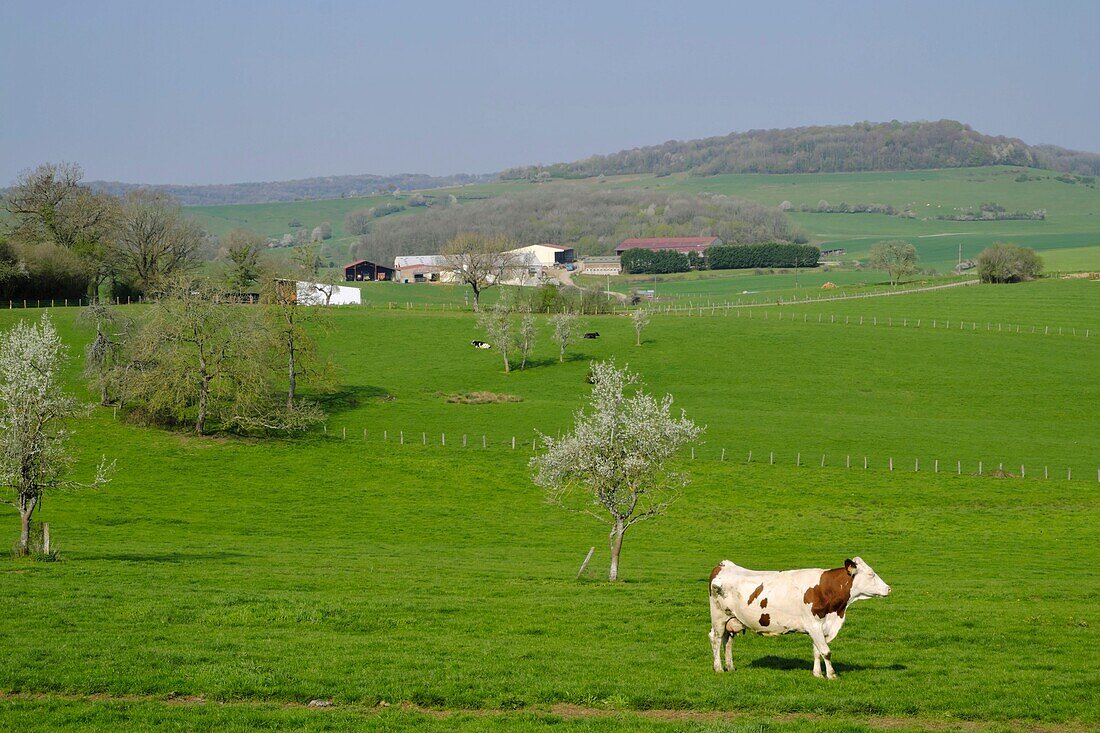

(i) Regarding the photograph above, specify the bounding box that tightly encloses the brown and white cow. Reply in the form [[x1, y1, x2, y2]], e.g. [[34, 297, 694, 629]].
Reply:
[[708, 557, 891, 679]]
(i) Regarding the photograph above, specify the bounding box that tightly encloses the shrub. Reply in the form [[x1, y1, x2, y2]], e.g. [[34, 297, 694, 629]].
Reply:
[[976, 244, 1043, 283]]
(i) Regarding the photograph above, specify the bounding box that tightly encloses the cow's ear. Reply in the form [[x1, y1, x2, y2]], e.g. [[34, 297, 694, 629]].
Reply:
[[844, 558, 857, 575]]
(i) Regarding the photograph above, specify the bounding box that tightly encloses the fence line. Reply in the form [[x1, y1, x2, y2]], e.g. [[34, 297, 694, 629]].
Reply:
[[321, 424, 1099, 483], [653, 305, 1093, 340]]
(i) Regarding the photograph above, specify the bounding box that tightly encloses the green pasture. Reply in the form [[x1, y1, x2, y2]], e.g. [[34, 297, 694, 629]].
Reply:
[[0, 279, 1097, 731]]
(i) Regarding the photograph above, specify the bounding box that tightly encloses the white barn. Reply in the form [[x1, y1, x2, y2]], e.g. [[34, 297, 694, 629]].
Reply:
[[508, 243, 575, 267]]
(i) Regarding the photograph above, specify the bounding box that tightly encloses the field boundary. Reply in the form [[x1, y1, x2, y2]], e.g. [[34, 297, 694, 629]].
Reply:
[[310, 424, 1100, 485], [0, 692, 1089, 732]]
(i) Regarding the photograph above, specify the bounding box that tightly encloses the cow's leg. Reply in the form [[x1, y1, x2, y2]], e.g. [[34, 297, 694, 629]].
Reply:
[[808, 626, 833, 679], [708, 628, 724, 672], [723, 629, 734, 671]]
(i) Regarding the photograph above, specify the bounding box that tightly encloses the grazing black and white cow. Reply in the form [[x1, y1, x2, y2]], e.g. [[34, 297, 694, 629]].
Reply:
[[582, 332, 600, 339], [471, 340, 492, 349], [708, 557, 891, 679]]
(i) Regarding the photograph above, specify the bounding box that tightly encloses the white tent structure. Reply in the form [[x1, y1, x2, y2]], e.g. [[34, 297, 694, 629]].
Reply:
[[296, 281, 361, 306]]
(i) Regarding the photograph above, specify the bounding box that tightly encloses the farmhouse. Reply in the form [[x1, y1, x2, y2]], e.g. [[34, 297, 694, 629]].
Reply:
[[616, 236, 722, 255], [582, 256, 622, 275], [508, 243, 575, 267], [344, 259, 395, 282]]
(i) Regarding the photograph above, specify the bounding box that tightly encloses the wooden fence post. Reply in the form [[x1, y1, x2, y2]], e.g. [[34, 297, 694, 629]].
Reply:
[[720, 448, 725, 461], [796, 452, 800, 466], [422, 432, 426, 445], [769, 451, 774, 465], [821, 454, 826, 467], [483, 435, 487, 448], [384, 430, 388, 441], [441, 433, 446, 446], [43, 523, 50, 554], [934, 459, 939, 473], [864, 456, 868, 469], [846, 455, 850, 469], [957, 460, 961, 475], [400, 431, 404, 444], [512, 436, 516, 449], [577, 546, 596, 579], [463, 434, 468, 447], [747, 450, 752, 463]]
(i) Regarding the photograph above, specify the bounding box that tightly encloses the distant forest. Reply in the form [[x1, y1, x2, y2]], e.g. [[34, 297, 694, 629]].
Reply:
[[501, 120, 1100, 179], [351, 187, 801, 264], [87, 172, 495, 206]]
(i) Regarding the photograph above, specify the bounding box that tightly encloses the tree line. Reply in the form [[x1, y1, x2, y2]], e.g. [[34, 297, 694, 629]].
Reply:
[[501, 120, 1100, 179], [622, 244, 821, 274], [352, 187, 803, 265]]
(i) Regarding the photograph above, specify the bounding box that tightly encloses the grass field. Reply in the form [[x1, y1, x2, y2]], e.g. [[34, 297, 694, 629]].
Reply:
[[184, 166, 1100, 275], [0, 279, 1097, 731]]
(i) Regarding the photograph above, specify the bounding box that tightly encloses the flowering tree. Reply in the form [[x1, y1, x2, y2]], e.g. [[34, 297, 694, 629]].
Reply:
[[550, 311, 577, 363], [531, 360, 701, 580], [0, 314, 112, 555], [631, 309, 650, 346]]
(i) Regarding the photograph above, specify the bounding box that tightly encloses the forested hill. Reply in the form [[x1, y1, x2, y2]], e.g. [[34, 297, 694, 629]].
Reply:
[[501, 120, 1100, 179], [87, 172, 495, 206]]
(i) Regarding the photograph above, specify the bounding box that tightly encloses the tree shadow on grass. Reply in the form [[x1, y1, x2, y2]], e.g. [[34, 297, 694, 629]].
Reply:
[[516, 353, 593, 371], [78, 551, 249, 563], [311, 385, 393, 415], [748, 655, 906, 673]]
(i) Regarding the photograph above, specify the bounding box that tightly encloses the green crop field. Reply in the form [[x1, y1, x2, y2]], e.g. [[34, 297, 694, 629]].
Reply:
[[184, 167, 1100, 275], [1, 279, 1098, 731]]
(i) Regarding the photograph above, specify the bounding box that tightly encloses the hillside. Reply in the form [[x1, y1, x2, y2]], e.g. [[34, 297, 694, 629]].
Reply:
[[350, 186, 801, 264], [501, 120, 1100, 179], [87, 171, 495, 206]]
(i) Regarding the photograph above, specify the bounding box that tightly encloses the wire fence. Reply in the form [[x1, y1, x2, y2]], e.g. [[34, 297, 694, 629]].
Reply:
[[316, 424, 1100, 484], [655, 305, 1095, 339]]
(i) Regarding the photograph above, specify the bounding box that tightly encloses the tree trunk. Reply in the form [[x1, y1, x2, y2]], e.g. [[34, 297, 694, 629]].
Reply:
[[472, 286, 481, 312], [608, 519, 626, 581], [17, 495, 37, 557], [287, 331, 297, 408]]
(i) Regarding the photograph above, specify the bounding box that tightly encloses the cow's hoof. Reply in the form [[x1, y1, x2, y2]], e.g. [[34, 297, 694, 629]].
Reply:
[[813, 670, 824, 679], [826, 673, 838, 680]]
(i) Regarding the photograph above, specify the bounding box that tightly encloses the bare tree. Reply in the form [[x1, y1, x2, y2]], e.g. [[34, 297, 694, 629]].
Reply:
[[631, 309, 651, 346], [263, 277, 334, 409], [478, 303, 515, 373], [531, 360, 701, 581], [113, 190, 204, 294], [550, 311, 577, 363], [0, 314, 112, 555], [441, 232, 519, 311], [868, 240, 919, 286]]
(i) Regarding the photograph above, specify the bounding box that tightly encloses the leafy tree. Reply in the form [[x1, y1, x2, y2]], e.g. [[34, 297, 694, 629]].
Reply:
[[531, 361, 701, 581], [221, 229, 266, 294], [976, 243, 1043, 283], [0, 314, 112, 555], [442, 232, 520, 311], [116, 277, 322, 435], [550, 311, 577, 363], [263, 277, 335, 409], [79, 302, 130, 406], [869, 240, 919, 285]]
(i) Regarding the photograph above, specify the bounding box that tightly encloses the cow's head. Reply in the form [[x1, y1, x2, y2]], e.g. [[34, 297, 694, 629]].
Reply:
[[845, 557, 891, 599]]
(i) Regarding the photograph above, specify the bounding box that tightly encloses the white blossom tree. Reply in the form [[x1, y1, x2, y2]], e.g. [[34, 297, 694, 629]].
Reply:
[[0, 314, 112, 555], [478, 302, 515, 373], [518, 311, 536, 369], [550, 311, 577, 363], [531, 360, 701, 581], [631, 309, 650, 346]]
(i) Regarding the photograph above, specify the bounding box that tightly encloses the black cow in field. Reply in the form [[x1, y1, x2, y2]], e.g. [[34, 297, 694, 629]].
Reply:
[[583, 332, 600, 339], [471, 340, 492, 349]]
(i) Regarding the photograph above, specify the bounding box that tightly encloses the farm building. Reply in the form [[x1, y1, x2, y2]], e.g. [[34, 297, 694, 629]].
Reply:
[[344, 259, 395, 282], [274, 279, 362, 305], [616, 236, 722, 255], [508, 243, 575, 266], [394, 255, 453, 283], [582, 256, 622, 275]]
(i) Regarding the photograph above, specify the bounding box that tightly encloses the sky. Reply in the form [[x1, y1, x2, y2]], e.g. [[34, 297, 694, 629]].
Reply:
[[2, 0, 1098, 185]]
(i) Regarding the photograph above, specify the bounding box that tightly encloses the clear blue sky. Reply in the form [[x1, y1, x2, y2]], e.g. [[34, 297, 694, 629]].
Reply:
[[2, 0, 1097, 185]]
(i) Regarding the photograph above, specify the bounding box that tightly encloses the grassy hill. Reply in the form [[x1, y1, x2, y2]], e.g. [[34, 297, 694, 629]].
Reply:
[[0, 278, 1097, 730], [185, 166, 1100, 274]]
